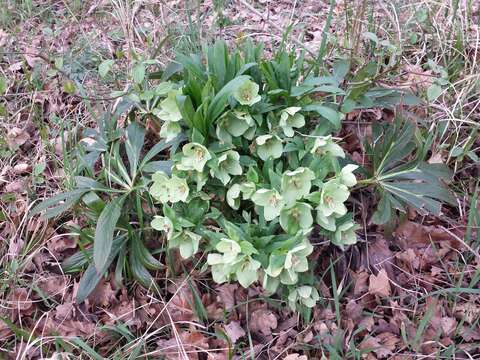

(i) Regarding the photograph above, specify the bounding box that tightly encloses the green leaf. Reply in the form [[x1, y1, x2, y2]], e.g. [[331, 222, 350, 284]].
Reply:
[[98, 59, 114, 78], [132, 63, 146, 84], [93, 196, 126, 272], [427, 84, 442, 101], [76, 236, 126, 303], [29, 189, 87, 219], [125, 122, 145, 177], [0, 76, 7, 94], [303, 104, 342, 129]]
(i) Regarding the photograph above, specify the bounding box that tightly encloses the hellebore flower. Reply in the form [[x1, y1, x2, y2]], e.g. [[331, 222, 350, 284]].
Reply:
[[265, 239, 313, 285], [279, 107, 305, 137], [177, 142, 212, 173], [311, 135, 345, 158], [211, 150, 243, 185], [316, 211, 337, 232], [288, 285, 320, 310], [234, 256, 261, 288], [339, 164, 358, 187], [255, 135, 283, 161], [159, 120, 182, 142], [169, 230, 201, 259], [280, 202, 313, 234], [332, 221, 359, 249], [227, 182, 256, 210], [281, 167, 316, 206], [150, 172, 189, 204], [316, 180, 349, 218], [252, 188, 284, 221], [233, 79, 261, 106], [154, 89, 182, 122], [216, 110, 255, 143], [151, 215, 174, 240]]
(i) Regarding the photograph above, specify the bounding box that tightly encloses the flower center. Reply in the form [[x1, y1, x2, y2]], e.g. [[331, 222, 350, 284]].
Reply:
[[194, 148, 204, 161], [269, 195, 279, 206], [241, 90, 252, 102], [325, 196, 334, 205]]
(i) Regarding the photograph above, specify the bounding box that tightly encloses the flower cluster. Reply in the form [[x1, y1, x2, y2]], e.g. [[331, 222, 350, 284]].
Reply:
[[149, 75, 358, 311]]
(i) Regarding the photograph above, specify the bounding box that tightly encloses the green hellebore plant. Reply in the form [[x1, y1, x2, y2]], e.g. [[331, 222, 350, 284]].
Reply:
[[252, 188, 284, 221], [211, 150, 243, 185], [170, 230, 202, 259], [255, 135, 283, 161], [233, 256, 261, 288], [339, 164, 358, 187], [280, 202, 313, 234], [288, 285, 320, 310], [311, 135, 345, 158], [316, 180, 349, 218], [233, 79, 261, 106], [281, 167, 315, 206], [176, 142, 212, 173], [150, 172, 189, 204], [151, 215, 174, 240], [332, 221, 359, 249], [279, 107, 305, 137]]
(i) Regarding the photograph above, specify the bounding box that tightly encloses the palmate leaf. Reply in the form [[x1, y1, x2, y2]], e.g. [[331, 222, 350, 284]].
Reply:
[[367, 118, 456, 224]]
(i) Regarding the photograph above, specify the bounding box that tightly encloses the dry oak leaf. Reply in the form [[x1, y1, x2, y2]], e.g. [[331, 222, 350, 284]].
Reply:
[[249, 309, 278, 336], [368, 269, 391, 298], [157, 330, 209, 360], [224, 321, 245, 344], [7, 127, 30, 149]]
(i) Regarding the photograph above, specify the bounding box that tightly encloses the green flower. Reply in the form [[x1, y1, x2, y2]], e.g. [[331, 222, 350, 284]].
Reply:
[[281, 167, 316, 206], [255, 135, 283, 161], [339, 164, 358, 187], [234, 256, 261, 288], [159, 120, 182, 142], [177, 143, 212, 173], [316, 211, 337, 231], [262, 273, 280, 294], [316, 180, 349, 218], [154, 89, 182, 122], [233, 79, 261, 106], [211, 150, 242, 185], [207, 238, 260, 287], [215, 238, 242, 263], [217, 111, 255, 143], [265, 240, 313, 285], [279, 107, 305, 137], [169, 230, 201, 259], [332, 221, 359, 249], [288, 285, 320, 310], [311, 135, 345, 158], [227, 182, 256, 210], [150, 172, 189, 204], [227, 183, 241, 209], [252, 188, 284, 221], [280, 202, 313, 234], [151, 215, 174, 240]]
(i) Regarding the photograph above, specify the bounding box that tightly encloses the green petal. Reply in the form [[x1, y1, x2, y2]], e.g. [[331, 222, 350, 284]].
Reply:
[[227, 183, 241, 209], [339, 164, 358, 187], [160, 120, 182, 142], [280, 202, 313, 234], [177, 143, 212, 172], [255, 135, 283, 161], [281, 167, 315, 206], [151, 216, 174, 240]]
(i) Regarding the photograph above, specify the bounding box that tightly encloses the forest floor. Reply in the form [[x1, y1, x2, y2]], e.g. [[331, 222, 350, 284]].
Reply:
[[0, 0, 479, 359]]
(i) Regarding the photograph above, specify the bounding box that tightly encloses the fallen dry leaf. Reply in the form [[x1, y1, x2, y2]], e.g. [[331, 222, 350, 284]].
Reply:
[[368, 269, 391, 298], [5, 180, 26, 193], [13, 163, 31, 174], [157, 330, 209, 360], [7, 127, 30, 149], [249, 309, 277, 336], [224, 321, 245, 344], [284, 354, 308, 360]]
